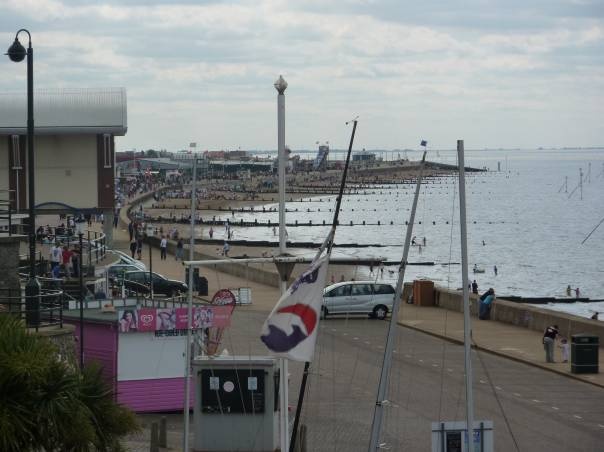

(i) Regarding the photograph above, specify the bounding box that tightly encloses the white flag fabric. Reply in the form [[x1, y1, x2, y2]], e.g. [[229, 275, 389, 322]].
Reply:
[[260, 254, 329, 362]]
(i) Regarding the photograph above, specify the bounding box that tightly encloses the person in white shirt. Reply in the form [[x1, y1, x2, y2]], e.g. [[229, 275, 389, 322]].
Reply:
[[50, 243, 62, 272], [558, 338, 570, 363], [160, 236, 168, 260]]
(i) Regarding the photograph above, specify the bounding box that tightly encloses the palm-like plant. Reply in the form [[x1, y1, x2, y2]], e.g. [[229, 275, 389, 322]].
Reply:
[[0, 315, 138, 451]]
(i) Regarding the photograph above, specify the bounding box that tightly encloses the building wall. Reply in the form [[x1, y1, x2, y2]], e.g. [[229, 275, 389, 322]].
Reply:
[[35, 135, 99, 208], [66, 319, 118, 386], [117, 332, 187, 380], [0, 134, 117, 211], [117, 331, 193, 412], [117, 377, 194, 412]]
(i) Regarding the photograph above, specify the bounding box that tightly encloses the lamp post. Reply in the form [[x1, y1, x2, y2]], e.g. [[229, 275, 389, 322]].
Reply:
[[79, 233, 84, 371], [274, 74, 289, 452], [7, 29, 40, 326]]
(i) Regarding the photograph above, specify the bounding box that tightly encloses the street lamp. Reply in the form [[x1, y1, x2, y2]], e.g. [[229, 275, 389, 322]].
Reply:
[[7, 29, 40, 326], [274, 74, 290, 452]]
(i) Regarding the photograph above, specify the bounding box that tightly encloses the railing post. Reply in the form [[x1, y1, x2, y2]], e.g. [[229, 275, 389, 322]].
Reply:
[[87, 230, 92, 272], [8, 201, 12, 236]]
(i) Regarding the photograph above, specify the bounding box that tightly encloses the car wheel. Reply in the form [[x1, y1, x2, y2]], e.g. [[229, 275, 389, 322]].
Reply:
[[320, 306, 328, 320], [167, 289, 175, 298], [373, 305, 388, 320]]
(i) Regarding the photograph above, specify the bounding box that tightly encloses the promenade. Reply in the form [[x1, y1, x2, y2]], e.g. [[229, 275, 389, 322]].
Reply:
[[109, 191, 603, 450], [109, 190, 604, 386]]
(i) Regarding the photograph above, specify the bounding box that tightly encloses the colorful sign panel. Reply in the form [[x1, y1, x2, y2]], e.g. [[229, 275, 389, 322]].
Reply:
[[118, 305, 232, 334], [206, 289, 238, 356]]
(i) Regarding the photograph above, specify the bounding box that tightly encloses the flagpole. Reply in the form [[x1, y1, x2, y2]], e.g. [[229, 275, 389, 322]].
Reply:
[[368, 151, 426, 451], [182, 151, 197, 452], [289, 118, 358, 452]]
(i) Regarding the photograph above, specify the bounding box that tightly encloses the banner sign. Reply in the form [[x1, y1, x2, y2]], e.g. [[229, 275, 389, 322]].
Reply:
[[205, 289, 237, 355], [118, 305, 232, 334]]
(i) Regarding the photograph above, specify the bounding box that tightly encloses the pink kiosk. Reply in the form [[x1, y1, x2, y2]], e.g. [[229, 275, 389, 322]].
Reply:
[[64, 302, 232, 412]]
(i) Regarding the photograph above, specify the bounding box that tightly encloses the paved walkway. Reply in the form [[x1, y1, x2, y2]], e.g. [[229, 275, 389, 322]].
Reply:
[[398, 303, 604, 388]]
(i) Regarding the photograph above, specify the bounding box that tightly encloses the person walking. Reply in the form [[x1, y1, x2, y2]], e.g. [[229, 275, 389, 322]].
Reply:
[[128, 221, 134, 242], [493, 265, 498, 276], [50, 242, 62, 272], [575, 287, 581, 298], [543, 324, 559, 363], [71, 246, 80, 278], [129, 239, 137, 259], [471, 280, 479, 294], [176, 238, 184, 261], [62, 246, 73, 277], [566, 285, 572, 297], [223, 241, 230, 257], [136, 235, 143, 260], [160, 235, 167, 260]]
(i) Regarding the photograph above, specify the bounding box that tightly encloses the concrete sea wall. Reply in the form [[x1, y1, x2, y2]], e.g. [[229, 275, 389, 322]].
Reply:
[[433, 285, 604, 346]]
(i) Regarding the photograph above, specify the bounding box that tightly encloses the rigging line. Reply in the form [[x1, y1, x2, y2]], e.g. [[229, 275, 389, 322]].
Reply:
[[471, 338, 521, 452], [369, 154, 427, 451], [439, 152, 458, 422], [567, 184, 580, 199], [290, 119, 359, 452], [581, 216, 604, 244], [332, 318, 337, 452]]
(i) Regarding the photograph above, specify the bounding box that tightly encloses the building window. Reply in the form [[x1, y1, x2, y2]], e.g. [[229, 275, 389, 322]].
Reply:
[[103, 134, 112, 168], [11, 135, 21, 169]]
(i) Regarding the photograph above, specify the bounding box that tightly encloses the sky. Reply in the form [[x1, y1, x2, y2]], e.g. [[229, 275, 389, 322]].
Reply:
[[1, 0, 603, 151]]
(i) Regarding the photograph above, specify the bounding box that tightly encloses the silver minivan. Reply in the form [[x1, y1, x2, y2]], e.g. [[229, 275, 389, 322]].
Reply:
[[322, 281, 396, 320]]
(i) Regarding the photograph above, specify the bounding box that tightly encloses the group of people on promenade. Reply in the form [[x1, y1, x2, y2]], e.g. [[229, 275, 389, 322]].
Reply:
[[48, 241, 82, 279], [128, 219, 185, 261]]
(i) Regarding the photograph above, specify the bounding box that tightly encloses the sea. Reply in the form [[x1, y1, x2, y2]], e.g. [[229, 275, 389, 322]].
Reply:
[[221, 148, 604, 319]]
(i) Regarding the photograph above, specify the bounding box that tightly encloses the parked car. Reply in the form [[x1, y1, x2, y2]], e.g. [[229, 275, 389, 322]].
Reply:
[[107, 263, 145, 283], [113, 250, 146, 270], [322, 281, 396, 320], [122, 271, 188, 297]]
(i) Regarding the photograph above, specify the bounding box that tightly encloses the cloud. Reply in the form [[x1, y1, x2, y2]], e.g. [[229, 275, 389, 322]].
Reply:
[[0, 0, 603, 149]]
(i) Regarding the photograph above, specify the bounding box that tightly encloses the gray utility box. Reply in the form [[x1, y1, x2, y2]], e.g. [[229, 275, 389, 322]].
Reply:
[[193, 356, 279, 452], [431, 421, 494, 452], [571, 334, 599, 374]]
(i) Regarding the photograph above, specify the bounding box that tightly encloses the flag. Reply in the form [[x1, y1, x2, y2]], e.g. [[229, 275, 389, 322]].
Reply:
[[260, 254, 329, 361], [420, 140, 427, 147]]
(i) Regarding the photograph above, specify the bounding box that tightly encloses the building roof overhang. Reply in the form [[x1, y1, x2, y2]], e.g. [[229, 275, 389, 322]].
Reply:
[[0, 88, 127, 136]]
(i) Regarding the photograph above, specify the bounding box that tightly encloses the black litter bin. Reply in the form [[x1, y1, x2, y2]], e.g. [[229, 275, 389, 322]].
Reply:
[[571, 334, 599, 374], [198, 277, 208, 296]]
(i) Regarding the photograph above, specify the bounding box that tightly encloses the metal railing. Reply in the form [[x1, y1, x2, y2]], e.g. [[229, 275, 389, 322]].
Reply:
[[0, 287, 64, 331], [18, 228, 108, 279]]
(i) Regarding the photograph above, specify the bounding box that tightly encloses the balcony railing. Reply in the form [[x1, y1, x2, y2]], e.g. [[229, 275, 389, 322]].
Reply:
[[0, 287, 64, 331]]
